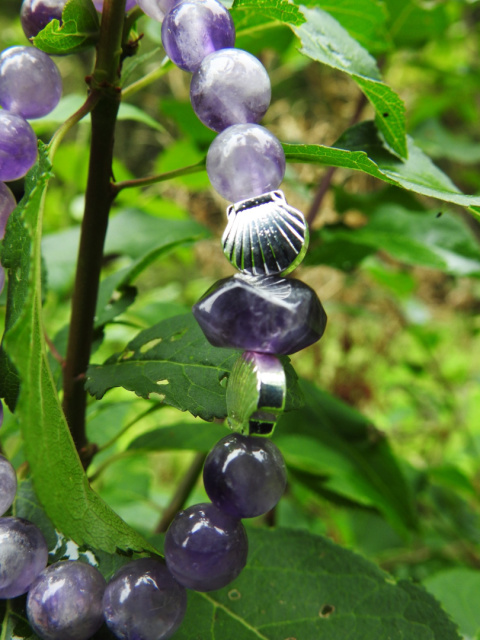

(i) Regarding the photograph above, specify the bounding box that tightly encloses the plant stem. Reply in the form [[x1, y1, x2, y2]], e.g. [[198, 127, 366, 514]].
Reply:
[[47, 91, 100, 160], [122, 56, 172, 99], [112, 159, 206, 194], [155, 452, 207, 533], [62, 0, 126, 459]]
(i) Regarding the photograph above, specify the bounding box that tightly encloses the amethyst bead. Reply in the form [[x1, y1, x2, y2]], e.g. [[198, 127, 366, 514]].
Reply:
[[0, 46, 62, 119], [0, 182, 16, 239], [27, 561, 106, 640], [0, 517, 48, 599], [0, 111, 38, 181], [191, 48, 271, 132], [204, 433, 287, 518], [165, 502, 248, 591], [161, 0, 235, 72], [138, 0, 182, 22], [0, 455, 17, 516], [20, 0, 66, 40], [193, 274, 327, 355], [207, 123, 285, 202], [103, 557, 187, 640]]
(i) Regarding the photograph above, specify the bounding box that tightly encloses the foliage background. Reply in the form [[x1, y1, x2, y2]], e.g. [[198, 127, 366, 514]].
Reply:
[[0, 0, 479, 638]]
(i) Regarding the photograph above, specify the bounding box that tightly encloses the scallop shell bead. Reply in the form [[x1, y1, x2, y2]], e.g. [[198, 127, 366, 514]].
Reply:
[[223, 190, 308, 276]]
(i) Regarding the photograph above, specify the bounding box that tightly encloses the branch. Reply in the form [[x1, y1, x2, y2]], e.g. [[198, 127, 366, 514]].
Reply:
[[111, 159, 206, 195]]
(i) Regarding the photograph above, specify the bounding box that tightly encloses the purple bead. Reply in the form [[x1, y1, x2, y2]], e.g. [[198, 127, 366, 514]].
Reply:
[[93, 0, 137, 11], [191, 48, 271, 132], [0, 455, 17, 516], [103, 557, 187, 640], [204, 433, 287, 518], [138, 0, 182, 22], [207, 123, 285, 202], [161, 0, 235, 72], [165, 502, 248, 591], [20, 0, 66, 40], [0, 517, 48, 599], [0, 182, 16, 239], [0, 111, 38, 181], [0, 46, 62, 119], [27, 561, 106, 640], [193, 274, 327, 355]]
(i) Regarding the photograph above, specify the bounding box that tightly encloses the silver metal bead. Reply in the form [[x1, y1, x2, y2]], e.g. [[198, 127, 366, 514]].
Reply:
[[226, 351, 286, 436], [222, 190, 309, 276]]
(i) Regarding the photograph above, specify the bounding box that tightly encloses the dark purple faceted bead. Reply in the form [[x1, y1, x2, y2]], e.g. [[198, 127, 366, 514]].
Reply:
[[206, 123, 285, 202], [20, 0, 66, 40], [27, 561, 106, 640], [165, 502, 248, 591], [0, 182, 16, 238], [193, 274, 327, 355], [103, 557, 187, 640], [0, 111, 38, 181], [161, 0, 235, 72], [191, 48, 271, 132], [204, 433, 287, 518], [0, 455, 17, 516], [0, 517, 48, 599]]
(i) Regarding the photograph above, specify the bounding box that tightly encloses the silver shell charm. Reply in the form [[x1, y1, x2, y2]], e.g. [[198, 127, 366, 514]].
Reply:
[[222, 190, 309, 276], [227, 351, 286, 436]]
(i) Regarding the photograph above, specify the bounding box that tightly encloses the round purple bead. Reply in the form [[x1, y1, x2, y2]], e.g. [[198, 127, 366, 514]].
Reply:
[[207, 123, 285, 202], [20, 0, 66, 40], [103, 557, 187, 640], [0, 517, 48, 599], [165, 502, 248, 591], [161, 0, 235, 72], [0, 455, 17, 516], [204, 433, 287, 518], [0, 111, 38, 181], [0, 46, 62, 119], [27, 561, 106, 640], [138, 0, 182, 22], [0, 182, 16, 239], [191, 48, 271, 132], [93, 0, 137, 11]]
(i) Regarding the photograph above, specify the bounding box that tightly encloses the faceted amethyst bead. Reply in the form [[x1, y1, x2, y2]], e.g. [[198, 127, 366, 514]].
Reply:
[[0, 111, 38, 181], [103, 557, 187, 640], [204, 433, 287, 518], [0, 182, 16, 239], [27, 561, 106, 640], [207, 123, 285, 202], [0, 517, 48, 598], [138, 0, 182, 22], [191, 48, 271, 132], [193, 274, 327, 355], [0, 46, 62, 119], [161, 0, 235, 72], [0, 455, 17, 516], [20, 0, 66, 40], [165, 502, 248, 591]]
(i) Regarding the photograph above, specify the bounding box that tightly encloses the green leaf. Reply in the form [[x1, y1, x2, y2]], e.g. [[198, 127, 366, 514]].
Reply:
[[0, 600, 40, 640], [32, 0, 100, 55], [293, 6, 406, 158], [284, 121, 480, 215], [423, 568, 480, 640], [231, 0, 306, 31], [1, 146, 155, 555], [384, 0, 450, 48], [275, 380, 418, 534], [128, 421, 229, 452], [177, 528, 461, 640]]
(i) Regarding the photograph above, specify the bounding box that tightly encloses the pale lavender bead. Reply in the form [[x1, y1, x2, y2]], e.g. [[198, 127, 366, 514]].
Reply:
[[0, 455, 17, 516], [0, 182, 16, 239], [0, 111, 38, 181], [0, 46, 62, 119], [93, 0, 137, 11], [27, 561, 106, 640], [20, 0, 66, 40], [0, 517, 48, 599], [207, 123, 285, 202], [165, 502, 248, 591], [138, 0, 182, 22], [103, 557, 187, 640], [191, 49, 271, 132], [161, 0, 235, 72]]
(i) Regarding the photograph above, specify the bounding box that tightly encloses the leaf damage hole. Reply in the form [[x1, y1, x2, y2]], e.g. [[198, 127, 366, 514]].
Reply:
[[382, 112, 389, 117], [169, 327, 188, 342], [148, 392, 165, 403], [139, 338, 163, 353], [319, 604, 335, 618], [156, 379, 169, 386], [228, 589, 241, 600], [120, 350, 135, 361]]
